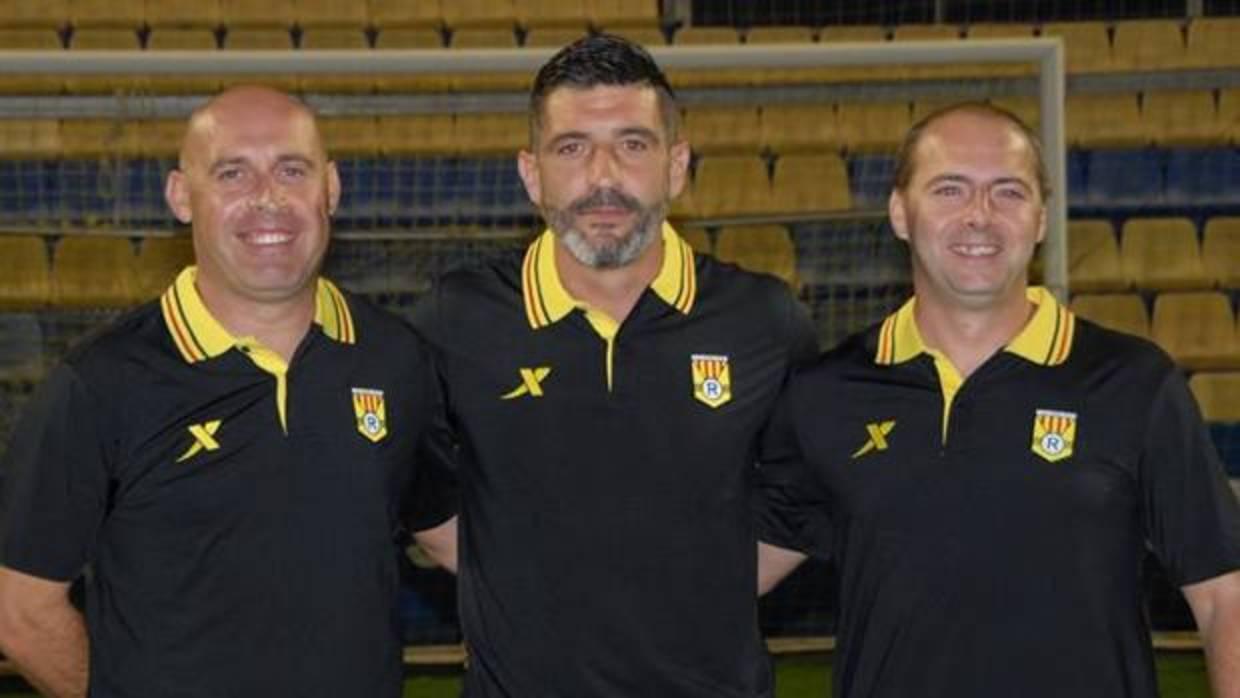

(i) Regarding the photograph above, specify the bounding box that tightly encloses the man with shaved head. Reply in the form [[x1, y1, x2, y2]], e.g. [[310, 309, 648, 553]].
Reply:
[[0, 86, 457, 697]]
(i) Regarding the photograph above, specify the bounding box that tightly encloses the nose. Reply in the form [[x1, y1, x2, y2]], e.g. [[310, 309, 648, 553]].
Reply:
[[962, 187, 993, 229], [249, 174, 287, 213], [586, 144, 620, 188]]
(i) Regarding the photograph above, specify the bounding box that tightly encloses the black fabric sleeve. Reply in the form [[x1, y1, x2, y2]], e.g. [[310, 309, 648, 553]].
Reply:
[[1140, 367, 1240, 586], [0, 363, 111, 581]]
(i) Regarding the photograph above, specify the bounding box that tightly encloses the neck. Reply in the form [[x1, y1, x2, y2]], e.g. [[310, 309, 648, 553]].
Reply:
[[197, 280, 317, 362], [913, 285, 1034, 379], [555, 236, 663, 325]]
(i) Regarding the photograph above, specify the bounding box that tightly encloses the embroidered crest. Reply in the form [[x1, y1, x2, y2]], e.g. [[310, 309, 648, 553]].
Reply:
[[1031, 408, 1076, 463], [352, 387, 388, 443], [691, 353, 732, 408]]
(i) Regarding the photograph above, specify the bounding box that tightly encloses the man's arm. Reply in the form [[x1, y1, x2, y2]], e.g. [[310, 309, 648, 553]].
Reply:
[[0, 566, 88, 698], [757, 542, 807, 596], [412, 515, 458, 574], [1183, 569, 1240, 698]]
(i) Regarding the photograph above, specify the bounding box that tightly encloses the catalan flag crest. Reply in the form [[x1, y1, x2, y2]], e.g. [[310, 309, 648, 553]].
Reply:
[[1031, 408, 1077, 463], [691, 353, 732, 408], [352, 387, 388, 443]]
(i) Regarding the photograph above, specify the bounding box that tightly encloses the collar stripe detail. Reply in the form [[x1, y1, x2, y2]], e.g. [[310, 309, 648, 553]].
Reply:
[[170, 281, 210, 361], [674, 235, 696, 314], [522, 238, 549, 328], [1049, 305, 1075, 365], [161, 286, 205, 363], [876, 314, 897, 365], [1043, 302, 1063, 365], [318, 279, 355, 344]]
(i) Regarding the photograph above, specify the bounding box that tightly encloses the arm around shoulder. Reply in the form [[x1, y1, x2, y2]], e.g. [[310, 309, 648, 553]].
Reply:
[[411, 516, 458, 574], [1184, 569, 1240, 698], [0, 565, 88, 698]]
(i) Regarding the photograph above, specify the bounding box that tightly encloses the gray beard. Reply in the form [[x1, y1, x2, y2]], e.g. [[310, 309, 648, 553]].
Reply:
[[546, 199, 666, 270]]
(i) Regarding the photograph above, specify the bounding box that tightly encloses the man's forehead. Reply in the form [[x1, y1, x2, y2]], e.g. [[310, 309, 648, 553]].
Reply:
[[541, 84, 663, 128], [915, 116, 1037, 181], [181, 105, 324, 167]]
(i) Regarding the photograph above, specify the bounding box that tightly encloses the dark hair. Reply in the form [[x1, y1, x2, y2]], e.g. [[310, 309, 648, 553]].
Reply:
[[528, 33, 680, 146], [892, 101, 1051, 201]]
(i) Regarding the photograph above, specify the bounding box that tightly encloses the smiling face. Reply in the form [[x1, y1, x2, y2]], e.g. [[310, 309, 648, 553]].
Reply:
[[889, 108, 1047, 313], [164, 86, 340, 309], [517, 83, 689, 269]]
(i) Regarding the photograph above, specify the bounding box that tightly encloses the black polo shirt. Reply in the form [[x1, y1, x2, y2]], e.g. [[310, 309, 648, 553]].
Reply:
[[413, 225, 817, 697], [0, 267, 452, 698], [758, 287, 1240, 698]]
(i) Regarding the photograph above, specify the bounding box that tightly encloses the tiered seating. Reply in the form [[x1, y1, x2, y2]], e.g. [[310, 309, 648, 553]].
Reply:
[[1069, 293, 1149, 338], [136, 235, 194, 300], [1119, 218, 1208, 291], [1142, 90, 1222, 147], [714, 224, 797, 287], [1186, 17, 1240, 69], [770, 154, 851, 214], [65, 28, 143, 94], [0, 0, 69, 27], [682, 107, 762, 155], [760, 104, 840, 154], [1039, 21, 1112, 74], [51, 236, 140, 308], [0, 119, 61, 159], [1202, 217, 1240, 288], [0, 235, 51, 310], [1150, 291, 1238, 370], [296, 0, 367, 28], [0, 313, 45, 381], [1189, 372, 1240, 422], [514, 0, 583, 28], [147, 28, 221, 94], [69, 0, 143, 28], [367, 0, 441, 28], [440, 0, 516, 30], [691, 155, 770, 218], [144, 0, 219, 28], [1068, 219, 1124, 292], [587, 0, 659, 29], [218, 0, 294, 28], [836, 102, 910, 153], [220, 27, 298, 91], [1111, 19, 1188, 71], [321, 117, 380, 157], [1066, 93, 1146, 148], [523, 27, 590, 47], [0, 30, 63, 94]]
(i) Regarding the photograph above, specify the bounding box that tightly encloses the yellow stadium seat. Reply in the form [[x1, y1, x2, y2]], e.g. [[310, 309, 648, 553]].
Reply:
[[442, 0, 515, 29], [0, 29, 64, 94], [1141, 89, 1221, 147], [0, 119, 62, 158], [910, 98, 969, 124], [218, 0, 293, 28], [0, 235, 51, 310], [1151, 291, 1239, 370], [65, 28, 142, 94], [220, 28, 297, 91], [587, 0, 659, 28], [133, 119, 184, 158], [673, 26, 741, 44], [374, 26, 443, 48], [604, 25, 666, 46], [746, 26, 814, 43], [0, 0, 68, 28], [450, 26, 519, 48], [68, 0, 142, 28], [1220, 89, 1240, 143], [669, 180, 699, 219], [836, 101, 910, 153], [1065, 93, 1146, 148], [146, 28, 220, 94], [1187, 18, 1240, 69], [667, 27, 748, 88], [760, 104, 839, 155], [1188, 372, 1240, 421], [989, 95, 1041, 130], [144, 0, 219, 28], [453, 113, 527, 155], [298, 28, 373, 93], [1039, 21, 1112, 73], [514, 0, 583, 28], [1121, 218, 1208, 291], [771, 153, 851, 214], [1070, 293, 1149, 338], [962, 23, 1038, 78], [715, 224, 798, 287], [1069, 219, 1125, 292], [1203, 217, 1240, 288], [692, 155, 771, 218], [523, 27, 589, 47], [446, 27, 525, 89], [1111, 19, 1187, 71], [369, 0, 441, 28], [376, 114, 457, 155], [61, 119, 141, 158], [320, 117, 379, 157], [136, 235, 194, 300], [295, 0, 367, 28], [681, 107, 762, 155], [890, 23, 966, 79], [52, 236, 140, 308], [679, 227, 712, 255]]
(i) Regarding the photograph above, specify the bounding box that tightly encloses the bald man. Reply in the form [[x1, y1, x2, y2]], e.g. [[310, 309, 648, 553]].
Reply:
[[0, 86, 457, 698]]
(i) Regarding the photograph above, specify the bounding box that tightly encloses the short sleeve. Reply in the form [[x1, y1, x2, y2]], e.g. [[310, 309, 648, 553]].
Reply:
[[402, 327, 459, 533], [0, 363, 112, 581], [1140, 369, 1240, 586]]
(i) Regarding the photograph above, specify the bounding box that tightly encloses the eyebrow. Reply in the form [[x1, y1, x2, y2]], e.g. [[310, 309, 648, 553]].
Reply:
[[206, 154, 317, 174], [924, 173, 1033, 190], [545, 126, 662, 149]]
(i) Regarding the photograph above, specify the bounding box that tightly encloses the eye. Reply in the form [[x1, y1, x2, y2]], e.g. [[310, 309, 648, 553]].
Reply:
[[995, 186, 1028, 200], [931, 183, 963, 197], [215, 167, 244, 182], [279, 163, 309, 180], [620, 137, 649, 153], [555, 141, 584, 157]]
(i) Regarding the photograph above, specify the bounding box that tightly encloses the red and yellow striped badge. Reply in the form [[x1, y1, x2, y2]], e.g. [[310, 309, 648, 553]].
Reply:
[[691, 353, 732, 408], [352, 387, 388, 443], [1031, 408, 1076, 462]]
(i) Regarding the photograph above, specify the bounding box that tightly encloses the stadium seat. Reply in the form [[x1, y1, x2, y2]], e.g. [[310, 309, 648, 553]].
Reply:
[[65, 28, 143, 94], [682, 107, 762, 155], [672, 26, 741, 44], [1142, 90, 1221, 147], [0, 29, 65, 94], [61, 119, 141, 158], [1188, 372, 1240, 421], [587, 0, 659, 28], [771, 154, 852, 214], [846, 154, 896, 209], [68, 0, 142, 28], [376, 114, 457, 155], [51, 235, 140, 308], [0, 119, 62, 159], [1085, 149, 1164, 206], [1039, 21, 1112, 73], [812, 25, 892, 82], [320, 117, 379, 157], [715, 224, 798, 287], [666, 27, 749, 87], [0, 235, 51, 310], [1065, 93, 1146, 148], [669, 179, 700, 219], [298, 28, 373, 93], [450, 27, 519, 48], [136, 235, 194, 300], [368, 0, 441, 28], [836, 101, 910, 153], [1111, 19, 1187, 71], [132, 119, 184, 158], [1120, 217, 1208, 291], [514, 0, 584, 28], [1186, 18, 1240, 69], [1165, 148, 1239, 207], [453, 113, 527, 155], [1068, 219, 1125, 292], [442, 0, 515, 29], [447, 28, 527, 90], [522, 27, 589, 47], [1203, 217, 1240, 288], [760, 104, 840, 155], [964, 24, 1038, 78], [295, 0, 367, 28], [891, 23, 965, 80], [374, 26, 443, 48], [218, 0, 293, 28], [1069, 293, 1149, 338], [745, 26, 814, 43], [692, 155, 771, 218], [146, 28, 221, 94], [679, 227, 711, 255], [144, 0, 220, 28], [1151, 291, 1239, 370], [220, 28, 297, 91], [1221, 89, 1240, 144], [0, 0, 68, 28], [603, 25, 666, 46], [989, 95, 1040, 130]]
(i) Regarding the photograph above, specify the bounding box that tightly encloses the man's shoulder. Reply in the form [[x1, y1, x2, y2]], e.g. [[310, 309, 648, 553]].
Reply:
[[697, 254, 795, 300], [1069, 314, 1177, 378], [60, 300, 167, 372]]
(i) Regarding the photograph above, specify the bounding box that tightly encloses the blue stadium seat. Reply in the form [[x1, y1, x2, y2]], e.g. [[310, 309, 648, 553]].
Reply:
[[790, 220, 908, 287], [1084, 149, 1165, 207], [1066, 150, 1090, 208], [0, 160, 59, 223], [1165, 148, 1240, 207], [846, 154, 896, 209]]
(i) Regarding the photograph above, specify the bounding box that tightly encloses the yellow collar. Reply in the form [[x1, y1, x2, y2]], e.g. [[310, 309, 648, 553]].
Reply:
[[875, 286, 1074, 366], [521, 222, 697, 329], [160, 266, 356, 363]]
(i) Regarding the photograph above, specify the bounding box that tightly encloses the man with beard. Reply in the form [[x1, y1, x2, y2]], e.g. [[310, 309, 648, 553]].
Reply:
[[412, 35, 817, 696], [0, 86, 456, 697], [756, 102, 1240, 697]]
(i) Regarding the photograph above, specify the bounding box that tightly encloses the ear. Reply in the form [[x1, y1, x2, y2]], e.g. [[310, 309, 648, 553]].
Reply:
[[888, 189, 909, 241], [165, 169, 193, 224], [517, 149, 542, 206], [326, 160, 342, 215], [667, 139, 690, 199], [1034, 203, 1047, 244]]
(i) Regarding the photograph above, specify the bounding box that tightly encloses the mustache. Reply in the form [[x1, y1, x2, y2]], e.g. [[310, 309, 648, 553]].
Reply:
[[568, 188, 641, 214]]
